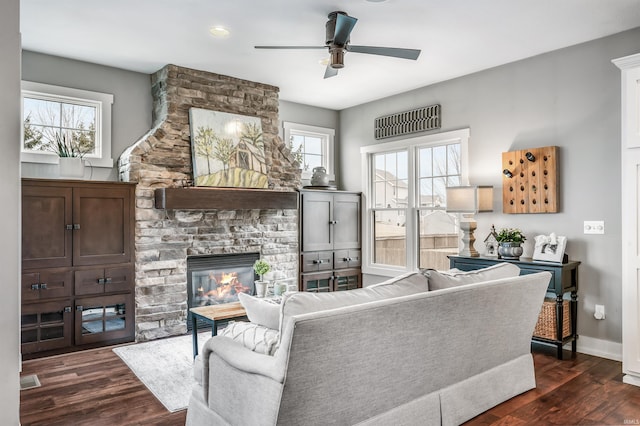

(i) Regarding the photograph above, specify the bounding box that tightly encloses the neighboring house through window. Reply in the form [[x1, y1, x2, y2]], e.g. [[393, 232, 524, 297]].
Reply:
[[283, 122, 335, 181], [21, 81, 114, 168], [361, 128, 469, 277]]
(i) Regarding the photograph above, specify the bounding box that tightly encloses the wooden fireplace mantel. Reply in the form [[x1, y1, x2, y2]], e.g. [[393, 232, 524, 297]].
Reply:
[[154, 187, 299, 210]]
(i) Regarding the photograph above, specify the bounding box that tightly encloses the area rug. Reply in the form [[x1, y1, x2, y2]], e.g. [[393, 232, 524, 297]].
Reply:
[[113, 332, 210, 412]]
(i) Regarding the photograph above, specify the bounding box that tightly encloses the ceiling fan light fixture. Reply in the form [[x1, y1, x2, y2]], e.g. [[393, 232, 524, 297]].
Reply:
[[330, 48, 345, 69], [209, 26, 230, 38]]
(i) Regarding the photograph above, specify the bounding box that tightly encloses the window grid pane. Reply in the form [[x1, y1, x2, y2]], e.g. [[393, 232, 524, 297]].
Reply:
[[373, 209, 406, 267], [23, 95, 98, 156], [369, 141, 462, 271], [290, 131, 327, 173]]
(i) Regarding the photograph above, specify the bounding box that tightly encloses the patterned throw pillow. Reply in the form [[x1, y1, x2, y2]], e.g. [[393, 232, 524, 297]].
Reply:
[[219, 321, 279, 356]]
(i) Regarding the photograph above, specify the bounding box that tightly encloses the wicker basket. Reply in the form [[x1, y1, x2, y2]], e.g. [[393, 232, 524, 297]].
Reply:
[[533, 299, 570, 340]]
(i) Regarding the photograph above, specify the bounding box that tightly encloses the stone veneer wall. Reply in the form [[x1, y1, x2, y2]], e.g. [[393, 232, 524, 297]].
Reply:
[[118, 64, 301, 341]]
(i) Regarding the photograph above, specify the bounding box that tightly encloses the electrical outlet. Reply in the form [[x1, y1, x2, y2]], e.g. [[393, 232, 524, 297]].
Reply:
[[584, 221, 605, 234], [594, 304, 605, 320]]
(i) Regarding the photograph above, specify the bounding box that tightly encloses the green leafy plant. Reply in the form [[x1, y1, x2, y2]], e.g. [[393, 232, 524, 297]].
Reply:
[[253, 259, 271, 280], [496, 228, 526, 243], [49, 132, 84, 158]]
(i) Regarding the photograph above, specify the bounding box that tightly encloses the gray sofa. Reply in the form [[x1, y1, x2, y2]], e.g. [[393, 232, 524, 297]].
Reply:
[[186, 266, 550, 425]]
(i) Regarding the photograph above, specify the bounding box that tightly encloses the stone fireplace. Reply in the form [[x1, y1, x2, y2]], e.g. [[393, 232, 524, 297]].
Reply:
[[118, 64, 301, 341]]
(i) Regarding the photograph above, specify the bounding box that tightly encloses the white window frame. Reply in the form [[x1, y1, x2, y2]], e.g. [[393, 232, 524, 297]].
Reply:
[[360, 128, 470, 278], [283, 122, 335, 181], [21, 81, 114, 168]]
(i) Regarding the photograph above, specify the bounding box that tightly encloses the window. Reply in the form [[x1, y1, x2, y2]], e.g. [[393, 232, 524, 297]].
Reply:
[[21, 81, 114, 168], [283, 122, 335, 181], [361, 129, 469, 277]]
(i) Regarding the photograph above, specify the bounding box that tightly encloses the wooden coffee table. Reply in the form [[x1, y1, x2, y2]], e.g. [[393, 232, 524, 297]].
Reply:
[[190, 302, 247, 358]]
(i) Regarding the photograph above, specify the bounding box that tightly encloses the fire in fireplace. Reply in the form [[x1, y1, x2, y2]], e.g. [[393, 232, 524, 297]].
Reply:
[[186, 252, 259, 329]]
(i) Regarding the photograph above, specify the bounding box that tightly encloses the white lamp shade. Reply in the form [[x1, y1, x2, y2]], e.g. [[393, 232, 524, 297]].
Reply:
[[446, 186, 493, 213]]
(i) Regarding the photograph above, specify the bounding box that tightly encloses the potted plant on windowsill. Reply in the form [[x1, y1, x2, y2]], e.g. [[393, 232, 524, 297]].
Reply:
[[496, 228, 526, 260], [50, 133, 85, 178], [253, 259, 271, 298]]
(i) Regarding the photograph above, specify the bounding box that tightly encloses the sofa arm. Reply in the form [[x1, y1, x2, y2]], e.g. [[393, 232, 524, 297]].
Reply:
[[199, 336, 286, 424], [201, 335, 285, 389]]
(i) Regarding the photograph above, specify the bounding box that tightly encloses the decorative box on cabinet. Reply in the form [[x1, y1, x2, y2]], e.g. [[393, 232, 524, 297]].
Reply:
[[21, 179, 136, 358], [448, 255, 580, 360], [299, 190, 362, 293]]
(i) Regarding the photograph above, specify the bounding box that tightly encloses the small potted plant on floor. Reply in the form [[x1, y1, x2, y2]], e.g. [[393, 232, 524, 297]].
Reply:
[[253, 259, 271, 298], [496, 228, 526, 260]]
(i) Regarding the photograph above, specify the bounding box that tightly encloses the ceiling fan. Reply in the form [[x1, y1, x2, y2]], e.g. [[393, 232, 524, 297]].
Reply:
[[255, 11, 421, 79]]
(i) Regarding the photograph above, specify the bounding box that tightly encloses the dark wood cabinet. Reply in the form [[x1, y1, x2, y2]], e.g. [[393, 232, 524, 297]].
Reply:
[[299, 190, 362, 292], [21, 179, 136, 358], [22, 186, 73, 269]]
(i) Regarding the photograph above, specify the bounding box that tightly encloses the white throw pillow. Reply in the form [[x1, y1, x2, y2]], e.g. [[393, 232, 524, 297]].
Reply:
[[425, 263, 521, 291], [237, 292, 280, 330], [219, 321, 279, 356]]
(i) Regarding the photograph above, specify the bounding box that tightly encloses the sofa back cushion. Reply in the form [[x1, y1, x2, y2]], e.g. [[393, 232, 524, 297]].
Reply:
[[425, 262, 520, 291], [279, 272, 429, 335]]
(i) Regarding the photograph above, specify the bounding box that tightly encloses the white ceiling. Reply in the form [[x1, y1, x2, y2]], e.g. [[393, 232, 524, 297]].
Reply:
[[20, 0, 640, 110]]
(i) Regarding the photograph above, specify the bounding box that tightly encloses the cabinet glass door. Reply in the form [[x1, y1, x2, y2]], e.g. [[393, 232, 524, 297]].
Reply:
[[75, 293, 133, 345], [21, 300, 72, 354]]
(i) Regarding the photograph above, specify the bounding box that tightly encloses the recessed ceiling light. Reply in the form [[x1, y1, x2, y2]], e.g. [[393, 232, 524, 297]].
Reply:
[[209, 26, 230, 38], [365, 0, 389, 2]]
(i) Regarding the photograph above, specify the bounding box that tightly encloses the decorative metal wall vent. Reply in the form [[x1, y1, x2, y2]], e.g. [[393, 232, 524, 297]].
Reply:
[[374, 104, 441, 140]]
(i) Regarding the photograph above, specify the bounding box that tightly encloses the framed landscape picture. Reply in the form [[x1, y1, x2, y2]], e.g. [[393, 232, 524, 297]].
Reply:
[[188, 108, 267, 188]]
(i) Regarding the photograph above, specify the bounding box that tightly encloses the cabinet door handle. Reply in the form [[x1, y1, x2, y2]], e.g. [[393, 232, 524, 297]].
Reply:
[[76, 305, 83, 311], [97, 278, 105, 284], [65, 224, 73, 230], [105, 277, 112, 284], [31, 284, 40, 291], [73, 224, 81, 230], [40, 283, 47, 290], [343, 257, 349, 262], [64, 307, 72, 313], [329, 220, 338, 225]]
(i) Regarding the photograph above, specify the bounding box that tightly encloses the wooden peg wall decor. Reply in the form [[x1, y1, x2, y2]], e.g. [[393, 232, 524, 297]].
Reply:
[[502, 146, 559, 214]]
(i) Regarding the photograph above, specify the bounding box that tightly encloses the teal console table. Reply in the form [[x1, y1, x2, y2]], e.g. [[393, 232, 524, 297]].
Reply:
[[448, 255, 580, 359]]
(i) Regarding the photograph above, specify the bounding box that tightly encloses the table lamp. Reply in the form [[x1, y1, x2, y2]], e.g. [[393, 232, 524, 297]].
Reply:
[[445, 186, 493, 257]]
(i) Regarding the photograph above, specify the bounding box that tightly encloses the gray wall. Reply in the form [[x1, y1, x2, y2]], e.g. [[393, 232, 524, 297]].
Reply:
[[339, 27, 640, 349], [1, 0, 22, 422], [20, 54, 339, 182], [21, 51, 153, 181]]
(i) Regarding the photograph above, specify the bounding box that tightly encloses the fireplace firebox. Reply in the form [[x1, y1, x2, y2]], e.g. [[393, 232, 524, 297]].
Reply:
[[186, 253, 259, 330]]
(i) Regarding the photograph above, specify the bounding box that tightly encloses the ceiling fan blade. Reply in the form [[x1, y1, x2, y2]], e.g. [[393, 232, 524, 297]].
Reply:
[[324, 66, 338, 79], [347, 45, 421, 60], [255, 46, 327, 50], [333, 13, 358, 46]]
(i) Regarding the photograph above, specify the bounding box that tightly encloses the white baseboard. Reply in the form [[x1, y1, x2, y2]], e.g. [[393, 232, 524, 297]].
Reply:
[[623, 374, 640, 387], [563, 335, 622, 361]]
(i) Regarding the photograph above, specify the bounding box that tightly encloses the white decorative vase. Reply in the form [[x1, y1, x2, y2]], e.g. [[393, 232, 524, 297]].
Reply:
[[310, 166, 330, 186], [254, 280, 268, 298], [498, 242, 523, 260], [59, 157, 84, 179]]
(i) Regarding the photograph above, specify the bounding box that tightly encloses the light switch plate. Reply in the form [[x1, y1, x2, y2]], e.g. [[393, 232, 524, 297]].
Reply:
[[584, 220, 605, 234]]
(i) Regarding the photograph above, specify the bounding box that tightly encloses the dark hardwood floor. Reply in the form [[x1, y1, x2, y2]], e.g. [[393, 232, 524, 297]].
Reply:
[[20, 345, 640, 425]]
